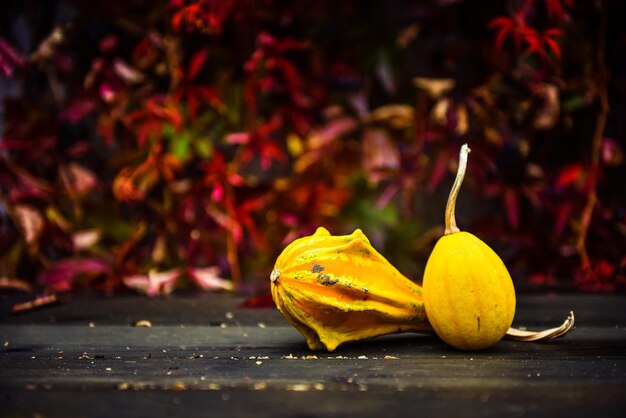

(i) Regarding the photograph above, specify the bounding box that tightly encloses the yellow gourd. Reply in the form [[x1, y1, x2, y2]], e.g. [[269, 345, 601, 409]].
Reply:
[[422, 144, 516, 350], [270, 227, 431, 351]]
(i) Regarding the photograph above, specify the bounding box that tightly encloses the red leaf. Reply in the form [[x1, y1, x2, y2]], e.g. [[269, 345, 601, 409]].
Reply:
[[544, 28, 562, 37], [225, 132, 250, 144], [170, 2, 232, 34], [186, 92, 199, 121], [522, 27, 547, 58], [188, 49, 209, 80], [124, 99, 183, 145], [194, 86, 222, 108], [233, 195, 270, 248], [427, 149, 450, 192], [171, 11, 183, 32], [211, 183, 224, 202], [227, 173, 245, 186], [202, 151, 244, 203], [133, 35, 161, 69], [545, 0, 571, 21], [529, 273, 557, 286], [113, 162, 159, 202], [256, 31, 276, 48], [503, 188, 519, 228], [239, 293, 275, 308], [488, 16, 513, 29], [0, 139, 31, 151], [544, 37, 561, 58], [489, 17, 514, 50], [555, 164, 584, 189], [8, 164, 54, 201], [576, 259, 616, 292], [272, 57, 309, 106], [553, 202, 572, 235], [171, 4, 204, 32], [99, 35, 118, 53]]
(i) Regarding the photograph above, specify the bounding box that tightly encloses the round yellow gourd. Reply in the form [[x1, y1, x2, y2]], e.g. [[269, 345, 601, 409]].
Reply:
[[422, 144, 516, 350]]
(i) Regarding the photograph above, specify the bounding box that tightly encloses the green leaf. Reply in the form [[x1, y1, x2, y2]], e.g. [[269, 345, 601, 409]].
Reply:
[[194, 137, 213, 158], [171, 132, 191, 160], [562, 96, 587, 113]]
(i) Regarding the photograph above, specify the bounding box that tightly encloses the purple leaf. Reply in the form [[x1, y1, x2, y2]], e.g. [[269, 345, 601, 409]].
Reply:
[[0, 37, 26, 77], [123, 268, 182, 297], [39, 258, 113, 292], [59, 163, 99, 197], [59, 100, 97, 123]]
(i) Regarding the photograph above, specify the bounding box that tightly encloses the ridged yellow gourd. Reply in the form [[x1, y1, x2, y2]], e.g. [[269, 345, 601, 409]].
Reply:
[[270, 227, 431, 351]]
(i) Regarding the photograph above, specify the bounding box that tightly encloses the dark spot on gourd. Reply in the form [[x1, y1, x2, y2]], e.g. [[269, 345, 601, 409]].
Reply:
[[317, 274, 338, 286], [311, 263, 325, 273], [477, 315, 481, 332], [311, 263, 338, 285]]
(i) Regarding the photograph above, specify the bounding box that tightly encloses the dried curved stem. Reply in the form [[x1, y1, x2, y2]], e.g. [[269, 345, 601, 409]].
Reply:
[[505, 311, 575, 342], [444, 144, 470, 235]]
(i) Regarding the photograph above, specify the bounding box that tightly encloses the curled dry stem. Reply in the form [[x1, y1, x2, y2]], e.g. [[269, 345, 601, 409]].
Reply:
[[504, 311, 575, 342], [444, 143, 470, 235]]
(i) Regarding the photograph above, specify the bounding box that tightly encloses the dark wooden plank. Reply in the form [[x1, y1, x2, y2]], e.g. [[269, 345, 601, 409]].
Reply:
[[1, 294, 626, 417], [2, 293, 624, 326], [3, 386, 626, 418]]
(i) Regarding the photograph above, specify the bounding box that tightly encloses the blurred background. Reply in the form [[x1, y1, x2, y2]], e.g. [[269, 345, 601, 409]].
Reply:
[[0, 0, 624, 302]]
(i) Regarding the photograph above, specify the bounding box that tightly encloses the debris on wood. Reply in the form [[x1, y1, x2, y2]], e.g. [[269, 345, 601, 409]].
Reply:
[[11, 294, 60, 313]]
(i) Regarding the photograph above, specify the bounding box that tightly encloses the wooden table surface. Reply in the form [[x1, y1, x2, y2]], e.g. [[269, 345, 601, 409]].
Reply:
[[1, 293, 625, 417]]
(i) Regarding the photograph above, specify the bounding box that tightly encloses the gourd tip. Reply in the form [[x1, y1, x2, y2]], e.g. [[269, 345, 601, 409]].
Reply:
[[314, 227, 331, 237], [270, 269, 281, 283]]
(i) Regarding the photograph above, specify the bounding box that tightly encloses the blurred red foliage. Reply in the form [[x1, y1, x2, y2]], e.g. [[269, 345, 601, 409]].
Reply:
[[0, 0, 624, 301]]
